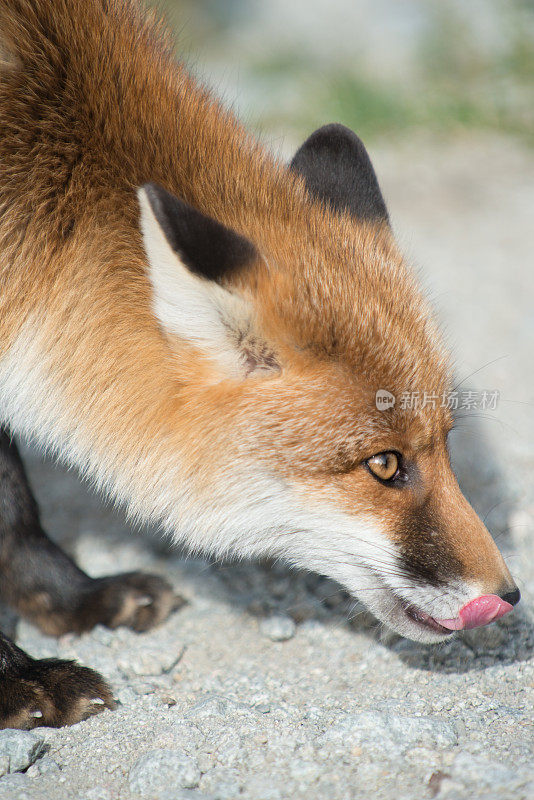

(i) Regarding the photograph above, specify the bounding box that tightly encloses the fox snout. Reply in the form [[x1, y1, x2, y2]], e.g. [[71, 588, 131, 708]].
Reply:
[[437, 591, 520, 631], [369, 459, 521, 643]]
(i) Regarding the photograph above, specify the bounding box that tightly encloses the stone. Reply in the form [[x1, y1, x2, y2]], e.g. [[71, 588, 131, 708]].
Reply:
[[129, 750, 201, 797], [118, 646, 183, 676], [26, 756, 61, 777], [450, 752, 530, 792], [199, 767, 243, 800], [259, 615, 296, 641], [0, 731, 47, 776], [320, 711, 458, 756]]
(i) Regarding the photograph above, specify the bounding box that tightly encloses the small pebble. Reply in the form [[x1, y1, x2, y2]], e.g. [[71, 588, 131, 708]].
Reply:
[[129, 750, 201, 797], [260, 615, 296, 641], [118, 646, 183, 676], [26, 756, 61, 777]]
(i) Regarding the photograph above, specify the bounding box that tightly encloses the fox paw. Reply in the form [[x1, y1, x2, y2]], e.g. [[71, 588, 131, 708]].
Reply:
[[79, 572, 185, 633], [0, 658, 115, 730]]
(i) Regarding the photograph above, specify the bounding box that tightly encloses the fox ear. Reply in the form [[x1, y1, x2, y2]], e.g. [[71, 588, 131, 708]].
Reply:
[[290, 123, 389, 224], [138, 183, 277, 378]]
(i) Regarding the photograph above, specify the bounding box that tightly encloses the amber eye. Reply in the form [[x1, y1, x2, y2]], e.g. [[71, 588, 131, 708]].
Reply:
[[366, 451, 400, 482]]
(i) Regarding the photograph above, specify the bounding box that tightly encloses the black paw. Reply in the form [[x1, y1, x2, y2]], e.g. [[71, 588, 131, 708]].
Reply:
[[0, 657, 115, 730], [77, 572, 185, 633]]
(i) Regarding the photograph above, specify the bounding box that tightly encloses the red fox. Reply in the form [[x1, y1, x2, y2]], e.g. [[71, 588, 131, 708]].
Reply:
[[0, 0, 519, 728]]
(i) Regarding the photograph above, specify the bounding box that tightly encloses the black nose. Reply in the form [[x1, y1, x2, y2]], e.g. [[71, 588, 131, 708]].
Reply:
[[500, 587, 521, 607]]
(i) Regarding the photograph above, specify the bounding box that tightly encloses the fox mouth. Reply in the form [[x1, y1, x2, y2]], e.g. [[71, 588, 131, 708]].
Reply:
[[379, 586, 456, 636], [359, 571, 516, 642], [357, 567, 456, 639], [400, 601, 455, 635], [350, 570, 459, 641]]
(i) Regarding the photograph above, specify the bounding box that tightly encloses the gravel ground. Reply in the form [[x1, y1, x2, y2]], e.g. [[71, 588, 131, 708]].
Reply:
[[0, 134, 533, 800]]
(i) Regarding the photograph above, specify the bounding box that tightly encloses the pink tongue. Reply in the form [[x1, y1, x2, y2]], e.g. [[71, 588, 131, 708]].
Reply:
[[437, 594, 513, 631]]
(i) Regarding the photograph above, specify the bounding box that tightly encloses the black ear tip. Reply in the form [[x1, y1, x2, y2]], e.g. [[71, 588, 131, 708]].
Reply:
[[141, 184, 186, 230], [141, 182, 166, 211], [139, 181, 257, 283], [290, 122, 389, 224], [308, 122, 359, 139], [297, 123, 365, 151], [141, 181, 157, 196]]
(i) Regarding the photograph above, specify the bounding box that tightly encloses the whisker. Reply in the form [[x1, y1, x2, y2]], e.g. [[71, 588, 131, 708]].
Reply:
[[330, 549, 419, 581], [483, 498, 515, 526], [452, 413, 519, 436], [498, 398, 534, 407], [452, 355, 508, 393]]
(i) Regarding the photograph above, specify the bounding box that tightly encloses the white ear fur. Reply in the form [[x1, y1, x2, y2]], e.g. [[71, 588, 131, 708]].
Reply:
[[138, 187, 256, 378]]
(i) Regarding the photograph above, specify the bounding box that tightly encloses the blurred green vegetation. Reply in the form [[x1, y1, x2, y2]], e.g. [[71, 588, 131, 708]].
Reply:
[[148, 0, 534, 143]]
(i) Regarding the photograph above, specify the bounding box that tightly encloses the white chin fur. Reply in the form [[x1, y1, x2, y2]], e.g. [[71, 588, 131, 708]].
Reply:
[[351, 583, 455, 644]]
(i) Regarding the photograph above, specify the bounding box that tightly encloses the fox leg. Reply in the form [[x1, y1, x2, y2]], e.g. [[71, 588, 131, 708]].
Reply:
[[0, 629, 115, 729], [0, 427, 183, 728]]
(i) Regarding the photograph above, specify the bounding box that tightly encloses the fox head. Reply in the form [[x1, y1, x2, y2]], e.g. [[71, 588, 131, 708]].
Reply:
[[137, 124, 518, 643]]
